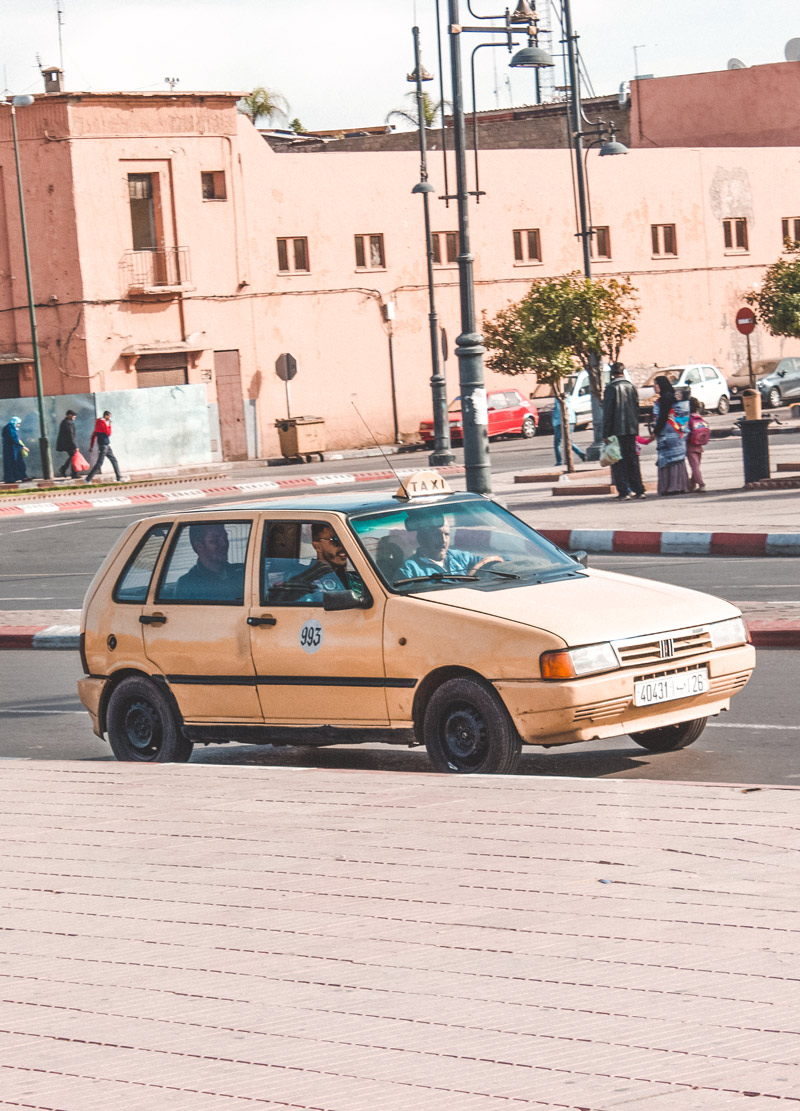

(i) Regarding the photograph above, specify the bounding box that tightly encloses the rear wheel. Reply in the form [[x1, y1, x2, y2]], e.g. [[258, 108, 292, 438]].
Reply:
[[716, 394, 730, 415], [106, 676, 193, 763], [629, 716, 707, 753], [423, 676, 521, 774], [520, 416, 537, 439], [768, 386, 781, 409]]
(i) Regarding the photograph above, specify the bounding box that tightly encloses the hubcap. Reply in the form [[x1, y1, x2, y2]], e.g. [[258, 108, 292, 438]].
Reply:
[[442, 702, 488, 770], [124, 698, 161, 756]]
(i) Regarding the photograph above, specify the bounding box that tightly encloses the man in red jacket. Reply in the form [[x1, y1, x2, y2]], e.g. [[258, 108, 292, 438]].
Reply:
[[85, 411, 123, 483]]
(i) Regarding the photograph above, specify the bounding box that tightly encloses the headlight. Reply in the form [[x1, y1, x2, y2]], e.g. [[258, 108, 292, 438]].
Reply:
[[709, 616, 749, 649], [540, 642, 619, 679]]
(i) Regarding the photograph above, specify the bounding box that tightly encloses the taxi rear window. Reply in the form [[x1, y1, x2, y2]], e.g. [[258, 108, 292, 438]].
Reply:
[[112, 524, 171, 603]]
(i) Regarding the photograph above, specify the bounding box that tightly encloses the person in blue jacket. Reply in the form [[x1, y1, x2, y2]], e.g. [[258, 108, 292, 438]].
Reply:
[[2, 416, 29, 483]]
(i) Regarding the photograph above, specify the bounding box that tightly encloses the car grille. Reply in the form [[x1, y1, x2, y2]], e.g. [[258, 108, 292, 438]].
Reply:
[[614, 626, 713, 667]]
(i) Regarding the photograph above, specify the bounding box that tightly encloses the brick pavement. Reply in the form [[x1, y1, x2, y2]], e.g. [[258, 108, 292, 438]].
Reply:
[[0, 762, 798, 1110]]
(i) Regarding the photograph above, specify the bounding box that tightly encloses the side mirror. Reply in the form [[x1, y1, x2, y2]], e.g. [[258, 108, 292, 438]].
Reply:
[[572, 550, 588, 568], [323, 589, 371, 611]]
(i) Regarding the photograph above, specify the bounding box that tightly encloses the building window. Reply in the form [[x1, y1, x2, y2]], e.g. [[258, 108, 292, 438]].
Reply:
[[355, 234, 386, 269], [651, 223, 678, 256], [432, 231, 458, 265], [591, 226, 612, 259], [277, 237, 310, 272], [723, 218, 748, 252], [782, 218, 800, 247], [513, 228, 542, 263], [128, 173, 158, 251], [201, 171, 227, 200]]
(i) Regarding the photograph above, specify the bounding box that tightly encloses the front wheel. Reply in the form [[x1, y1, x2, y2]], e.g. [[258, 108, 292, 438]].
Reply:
[[423, 676, 521, 774], [106, 676, 193, 763], [629, 716, 707, 753], [716, 394, 730, 415], [768, 386, 781, 409], [520, 416, 537, 439]]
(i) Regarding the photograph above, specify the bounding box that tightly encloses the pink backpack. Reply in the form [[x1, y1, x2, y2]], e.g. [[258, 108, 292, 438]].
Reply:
[[688, 415, 710, 447]]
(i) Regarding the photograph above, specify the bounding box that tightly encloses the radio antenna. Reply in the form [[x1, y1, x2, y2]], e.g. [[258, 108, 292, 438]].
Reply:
[[350, 399, 409, 498]]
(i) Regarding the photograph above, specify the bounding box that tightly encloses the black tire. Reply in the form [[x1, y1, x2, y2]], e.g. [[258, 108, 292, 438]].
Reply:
[[716, 394, 730, 415], [768, 386, 781, 409], [106, 676, 193, 763], [423, 676, 521, 774], [629, 716, 707, 753], [520, 416, 537, 439]]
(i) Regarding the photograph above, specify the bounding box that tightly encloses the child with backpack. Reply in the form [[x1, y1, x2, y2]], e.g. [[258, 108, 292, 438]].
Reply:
[[687, 397, 710, 492]]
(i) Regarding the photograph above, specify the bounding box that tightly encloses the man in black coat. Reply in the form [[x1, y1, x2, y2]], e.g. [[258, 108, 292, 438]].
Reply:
[[55, 410, 78, 478], [602, 363, 645, 500]]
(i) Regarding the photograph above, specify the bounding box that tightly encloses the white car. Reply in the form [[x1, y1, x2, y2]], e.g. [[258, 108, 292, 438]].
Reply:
[[640, 364, 731, 416]]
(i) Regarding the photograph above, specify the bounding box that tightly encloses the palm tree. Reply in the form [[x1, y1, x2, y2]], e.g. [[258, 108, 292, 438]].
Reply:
[[238, 86, 289, 128], [386, 90, 449, 130]]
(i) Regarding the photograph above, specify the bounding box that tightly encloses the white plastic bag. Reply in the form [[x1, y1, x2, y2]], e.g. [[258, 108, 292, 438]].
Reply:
[[599, 435, 622, 466]]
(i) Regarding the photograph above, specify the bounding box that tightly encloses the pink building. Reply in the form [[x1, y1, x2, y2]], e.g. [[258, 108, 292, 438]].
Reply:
[[1, 63, 798, 461]]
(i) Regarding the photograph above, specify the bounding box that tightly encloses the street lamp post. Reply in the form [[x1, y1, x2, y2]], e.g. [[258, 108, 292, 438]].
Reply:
[[446, 0, 552, 494], [9, 95, 52, 479], [410, 27, 455, 468]]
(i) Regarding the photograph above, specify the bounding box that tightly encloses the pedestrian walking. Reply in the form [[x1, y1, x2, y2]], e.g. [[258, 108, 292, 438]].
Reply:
[[2, 416, 30, 483], [687, 396, 710, 493], [85, 410, 122, 483], [652, 375, 690, 495], [552, 395, 586, 467], [602, 362, 645, 500], [56, 409, 79, 478]]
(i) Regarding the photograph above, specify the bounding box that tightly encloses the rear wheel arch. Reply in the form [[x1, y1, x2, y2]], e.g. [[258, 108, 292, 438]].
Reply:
[[99, 668, 185, 738]]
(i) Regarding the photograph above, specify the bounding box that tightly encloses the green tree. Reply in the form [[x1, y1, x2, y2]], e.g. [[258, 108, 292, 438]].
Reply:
[[745, 246, 800, 338], [483, 272, 639, 469], [386, 90, 449, 130], [238, 86, 289, 128], [289, 117, 307, 134]]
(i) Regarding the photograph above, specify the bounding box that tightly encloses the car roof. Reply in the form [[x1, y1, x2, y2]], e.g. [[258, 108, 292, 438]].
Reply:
[[175, 489, 486, 518]]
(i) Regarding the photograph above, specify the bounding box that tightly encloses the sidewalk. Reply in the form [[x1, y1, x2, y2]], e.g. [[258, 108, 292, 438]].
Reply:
[[0, 760, 797, 1111]]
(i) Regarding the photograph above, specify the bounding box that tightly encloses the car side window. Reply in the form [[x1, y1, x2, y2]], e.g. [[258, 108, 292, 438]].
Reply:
[[261, 520, 366, 606], [155, 521, 252, 605], [684, 368, 701, 384], [504, 391, 523, 407], [112, 524, 171, 603], [702, 367, 718, 381]]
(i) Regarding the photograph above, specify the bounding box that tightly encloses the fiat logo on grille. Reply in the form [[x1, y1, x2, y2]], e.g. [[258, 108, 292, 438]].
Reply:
[[658, 637, 675, 659]]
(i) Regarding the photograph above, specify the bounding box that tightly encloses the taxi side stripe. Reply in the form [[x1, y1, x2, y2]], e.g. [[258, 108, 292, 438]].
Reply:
[[165, 674, 417, 688]]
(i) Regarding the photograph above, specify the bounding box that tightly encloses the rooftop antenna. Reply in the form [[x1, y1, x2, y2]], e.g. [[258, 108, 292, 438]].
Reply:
[[350, 399, 410, 498], [56, 1, 65, 73], [165, 76, 180, 90]]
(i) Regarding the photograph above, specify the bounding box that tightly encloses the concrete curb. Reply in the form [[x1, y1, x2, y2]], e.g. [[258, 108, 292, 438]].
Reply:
[[539, 527, 800, 558], [2, 618, 798, 650], [0, 465, 463, 518]]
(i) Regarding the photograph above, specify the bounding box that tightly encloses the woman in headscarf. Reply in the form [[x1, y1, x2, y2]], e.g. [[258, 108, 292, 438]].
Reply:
[[2, 416, 30, 483], [652, 375, 690, 495]]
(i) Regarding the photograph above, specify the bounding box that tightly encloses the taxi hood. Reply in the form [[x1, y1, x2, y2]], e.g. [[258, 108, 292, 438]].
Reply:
[[417, 567, 739, 645]]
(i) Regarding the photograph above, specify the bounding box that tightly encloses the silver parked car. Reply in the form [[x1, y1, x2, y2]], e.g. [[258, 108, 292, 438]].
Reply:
[[757, 357, 800, 409]]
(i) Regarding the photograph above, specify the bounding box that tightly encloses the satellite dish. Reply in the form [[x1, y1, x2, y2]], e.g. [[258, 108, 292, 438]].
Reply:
[[727, 57, 747, 70], [785, 38, 800, 62]]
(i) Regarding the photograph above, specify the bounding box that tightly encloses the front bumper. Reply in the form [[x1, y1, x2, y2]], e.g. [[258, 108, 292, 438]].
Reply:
[[495, 643, 755, 746]]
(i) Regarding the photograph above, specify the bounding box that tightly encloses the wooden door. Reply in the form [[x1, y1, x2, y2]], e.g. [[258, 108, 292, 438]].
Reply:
[[214, 349, 248, 461]]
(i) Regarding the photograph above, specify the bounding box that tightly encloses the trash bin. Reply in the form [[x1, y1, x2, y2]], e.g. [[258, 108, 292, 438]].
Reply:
[[741, 389, 762, 421], [740, 417, 770, 484], [274, 416, 326, 461]]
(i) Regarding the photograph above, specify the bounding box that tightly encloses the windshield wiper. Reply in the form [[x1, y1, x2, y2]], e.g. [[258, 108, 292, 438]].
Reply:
[[393, 572, 477, 586], [474, 566, 520, 580]]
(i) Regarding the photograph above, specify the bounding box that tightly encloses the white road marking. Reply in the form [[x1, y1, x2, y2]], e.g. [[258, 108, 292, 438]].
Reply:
[[707, 722, 800, 731], [2, 710, 85, 715]]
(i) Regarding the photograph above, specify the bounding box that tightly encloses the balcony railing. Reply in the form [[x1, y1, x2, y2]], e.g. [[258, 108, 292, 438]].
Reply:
[[122, 247, 193, 295]]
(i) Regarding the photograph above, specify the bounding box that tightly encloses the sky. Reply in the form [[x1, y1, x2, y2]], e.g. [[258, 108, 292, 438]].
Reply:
[[2, 1, 799, 131]]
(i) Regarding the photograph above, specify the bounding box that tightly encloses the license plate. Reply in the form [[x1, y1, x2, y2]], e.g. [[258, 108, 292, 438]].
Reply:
[[634, 668, 710, 707]]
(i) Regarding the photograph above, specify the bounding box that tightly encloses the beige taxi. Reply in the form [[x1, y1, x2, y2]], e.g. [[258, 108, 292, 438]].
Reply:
[[78, 472, 755, 774]]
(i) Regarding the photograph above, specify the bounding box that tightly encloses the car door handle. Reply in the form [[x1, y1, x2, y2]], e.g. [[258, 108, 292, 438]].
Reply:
[[247, 615, 277, 627], [139, 613, 167, 625]]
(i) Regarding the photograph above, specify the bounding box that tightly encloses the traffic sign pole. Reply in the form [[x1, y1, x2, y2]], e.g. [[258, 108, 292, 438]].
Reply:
[[735, 308, 757, 388], [746, 332, 754, 389]]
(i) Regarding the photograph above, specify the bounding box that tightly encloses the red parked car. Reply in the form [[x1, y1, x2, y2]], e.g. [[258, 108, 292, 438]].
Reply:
[[418, 389, 538, 445]]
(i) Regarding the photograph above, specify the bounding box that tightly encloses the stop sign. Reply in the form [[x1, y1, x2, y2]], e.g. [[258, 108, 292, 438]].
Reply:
[[735, 307, 756, 335]]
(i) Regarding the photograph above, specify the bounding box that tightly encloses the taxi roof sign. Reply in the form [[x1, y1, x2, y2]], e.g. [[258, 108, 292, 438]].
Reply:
[[395, 469, 453, 500]]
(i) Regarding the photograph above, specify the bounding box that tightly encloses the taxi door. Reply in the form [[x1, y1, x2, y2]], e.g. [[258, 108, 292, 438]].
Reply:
[[248, 515, 390, 725], [139, 516, 262, 724]]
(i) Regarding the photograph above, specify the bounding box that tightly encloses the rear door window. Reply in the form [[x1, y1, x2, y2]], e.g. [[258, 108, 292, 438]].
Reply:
[[112, 524, 171, 603], [155, 521, 252, 604]]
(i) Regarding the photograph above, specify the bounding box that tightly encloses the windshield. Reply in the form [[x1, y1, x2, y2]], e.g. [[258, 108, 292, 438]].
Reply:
[[646, 370, 679, 387], [349, 497, 581, 593]]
